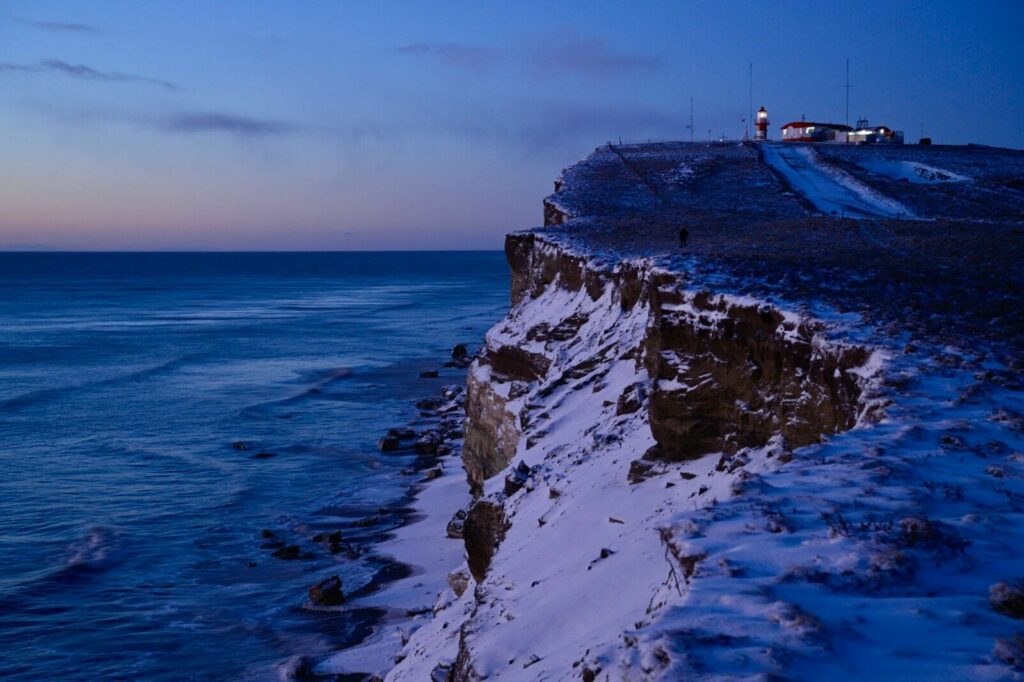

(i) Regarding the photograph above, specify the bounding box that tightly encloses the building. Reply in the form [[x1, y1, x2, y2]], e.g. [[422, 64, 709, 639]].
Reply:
[[780, 121, 853, 143], [779, 116, 904, 144], [754, 106, 769, 140], [847, 118, 904, 144]]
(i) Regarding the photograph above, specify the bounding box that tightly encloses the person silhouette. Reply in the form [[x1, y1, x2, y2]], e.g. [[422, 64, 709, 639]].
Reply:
[[678, 227, 689, 247]]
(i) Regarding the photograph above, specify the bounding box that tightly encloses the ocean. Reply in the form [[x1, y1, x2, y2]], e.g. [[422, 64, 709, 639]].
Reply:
[[0, 252, 508, 681]]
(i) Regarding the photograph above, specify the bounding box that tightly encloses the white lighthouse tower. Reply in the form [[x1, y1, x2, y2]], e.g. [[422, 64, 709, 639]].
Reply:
[[754, 106, 769, 140]]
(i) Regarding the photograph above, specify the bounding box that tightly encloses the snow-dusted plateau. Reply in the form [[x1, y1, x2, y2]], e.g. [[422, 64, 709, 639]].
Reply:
[[332, 141, 1024, 681]]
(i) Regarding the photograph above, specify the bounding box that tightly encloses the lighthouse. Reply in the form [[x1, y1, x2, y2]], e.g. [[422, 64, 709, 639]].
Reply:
[[755, 106, 769, 140]]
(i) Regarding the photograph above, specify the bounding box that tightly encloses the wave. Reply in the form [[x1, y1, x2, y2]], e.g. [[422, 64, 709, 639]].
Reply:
[[0, 353, 205, 411], [0, 527, 121, 607], [239, 367, 353, 415]]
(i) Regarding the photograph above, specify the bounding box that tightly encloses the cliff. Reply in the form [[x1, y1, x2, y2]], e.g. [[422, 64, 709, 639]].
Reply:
[[386, 142, 1024, 681]]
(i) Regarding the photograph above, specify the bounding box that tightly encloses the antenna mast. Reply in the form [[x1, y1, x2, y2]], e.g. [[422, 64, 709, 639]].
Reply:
[[689, 97, 694, 143], [748, 62, 753, 140], [845, 58, 851, 126]]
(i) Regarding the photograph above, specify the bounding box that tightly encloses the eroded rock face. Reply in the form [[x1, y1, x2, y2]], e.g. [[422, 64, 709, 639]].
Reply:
[[461, 233, 872, 493], [462, 500, 508, 582], [644, 290, 871, 460], [462, 369, 521, 496]]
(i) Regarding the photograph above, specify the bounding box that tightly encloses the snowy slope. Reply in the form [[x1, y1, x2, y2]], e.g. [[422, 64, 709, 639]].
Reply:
[[761, 143, 916, 220]]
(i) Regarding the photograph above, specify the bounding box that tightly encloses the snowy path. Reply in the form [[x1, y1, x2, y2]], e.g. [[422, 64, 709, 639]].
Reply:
[[762, 143, 916, 220]]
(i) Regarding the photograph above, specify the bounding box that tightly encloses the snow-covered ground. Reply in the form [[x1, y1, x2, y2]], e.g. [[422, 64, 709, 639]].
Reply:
[[378, 232, 1024, 679], [856, 159, 970, 184], [761, 143, 917, 220]]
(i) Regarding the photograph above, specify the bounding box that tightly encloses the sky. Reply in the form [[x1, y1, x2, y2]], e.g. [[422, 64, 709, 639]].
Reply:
[[1, 0, 1021, 251]]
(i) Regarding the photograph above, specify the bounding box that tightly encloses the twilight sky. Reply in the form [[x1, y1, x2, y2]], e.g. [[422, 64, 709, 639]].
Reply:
[[1, 0, 1021, 251]]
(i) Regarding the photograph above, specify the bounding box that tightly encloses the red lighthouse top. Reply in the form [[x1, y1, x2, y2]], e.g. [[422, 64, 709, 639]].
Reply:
[[755, 106, 769, 140]]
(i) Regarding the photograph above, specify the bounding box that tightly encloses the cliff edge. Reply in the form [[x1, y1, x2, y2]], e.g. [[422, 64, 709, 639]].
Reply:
[[388, 142, 1024, 681]]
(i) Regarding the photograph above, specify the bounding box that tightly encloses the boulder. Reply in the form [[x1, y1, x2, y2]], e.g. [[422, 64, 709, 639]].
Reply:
[[447, 570, 470, 598], [387, 427, 417, 440], [415, 432, 442, 455], [272, 544, 302, 560], [419, 369, 440, 378], [451, 343, 468, 359], [503, 460, 533, 496], [308, 574, 345, 606], [616, 382, 647, 415], [378, 436, 401, 452], [312, 530, 342, 544]]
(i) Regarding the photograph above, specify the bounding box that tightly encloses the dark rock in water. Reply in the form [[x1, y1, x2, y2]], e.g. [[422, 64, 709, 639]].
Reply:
[[378, 436, 401, 452], [261, 539, 285, 550], [261, 529, 275, 539], [308, 574, 345, 606], [272, 544, 302, 560], [252, 451, 276, 459], [416, 397, 443, 411], [990, 581, 1024, 618], [284, 655, 320, 681], [231, 441, 249, 451], [419, 369, 440, 378], [415, 432, 442, 455], [328, 541, 344, 555], [387, 427, 417, 441], [451, 343, 468, 359], [422, 466, 443, 481], [312, 530, 342, 544]]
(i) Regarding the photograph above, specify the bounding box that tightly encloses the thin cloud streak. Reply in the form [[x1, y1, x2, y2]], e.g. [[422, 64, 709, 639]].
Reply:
[[530, 36, 662, 76], [9, 16, 101, 34], [396, 42, 498, 71], [396, 36, 661, 78], [158, 112, 302, 137], [0, 59, 179, 91]]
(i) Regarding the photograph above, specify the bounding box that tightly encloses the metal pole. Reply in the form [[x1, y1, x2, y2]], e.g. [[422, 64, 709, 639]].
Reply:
[[749, 62, 753, 140], [845, 58, 850, 126]]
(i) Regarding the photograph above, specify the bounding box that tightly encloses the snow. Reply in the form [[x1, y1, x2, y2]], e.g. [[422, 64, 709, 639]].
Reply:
[[354, 220, 1023, 680], [317, 451, 471, 677], [856, 159, 970, 184], [385, 250, 1012, 680], [761, 143, 917, 220]]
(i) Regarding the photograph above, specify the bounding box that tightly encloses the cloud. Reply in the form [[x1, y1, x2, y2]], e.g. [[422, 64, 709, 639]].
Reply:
[[531, 36, 661, 77], [157, 112, 302, 137], [0, 59, 179, 91], [396, 36, 661, 79], [396, 43, 498, 71], [9, 16, 101, 34]]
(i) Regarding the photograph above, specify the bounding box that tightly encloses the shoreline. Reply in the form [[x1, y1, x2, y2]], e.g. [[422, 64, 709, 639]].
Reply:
[[298, 355, 475, 680]]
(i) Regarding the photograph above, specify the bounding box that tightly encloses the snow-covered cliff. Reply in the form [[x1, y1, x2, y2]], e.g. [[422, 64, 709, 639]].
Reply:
[[384, 142, 1024, 680]]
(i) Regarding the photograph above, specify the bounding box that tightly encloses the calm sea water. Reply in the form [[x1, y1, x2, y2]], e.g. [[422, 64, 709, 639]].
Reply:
[[0, 252, 508, 681]]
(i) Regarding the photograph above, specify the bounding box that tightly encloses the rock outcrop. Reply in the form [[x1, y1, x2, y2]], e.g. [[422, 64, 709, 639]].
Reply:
[[461, 232, 872, 495]]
